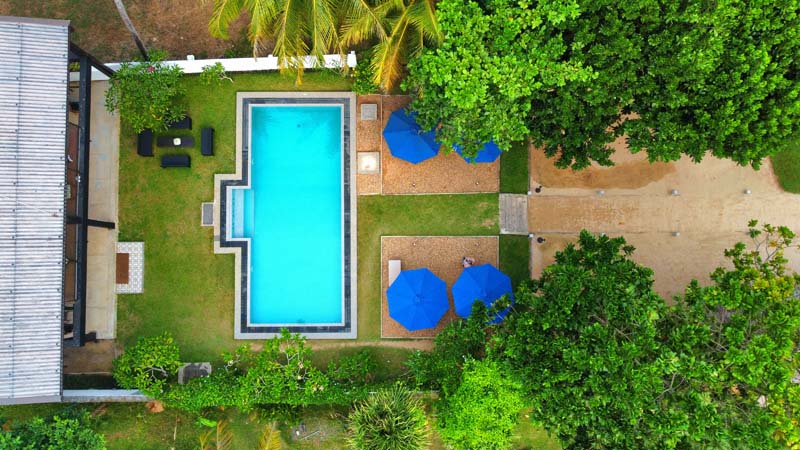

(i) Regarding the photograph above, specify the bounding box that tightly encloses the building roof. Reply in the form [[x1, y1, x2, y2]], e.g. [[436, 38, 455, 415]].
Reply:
[[0, 15, 70, 405]]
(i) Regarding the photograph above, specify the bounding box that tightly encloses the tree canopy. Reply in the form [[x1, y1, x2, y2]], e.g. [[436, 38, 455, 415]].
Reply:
[[405, 0, 800, 168], [485, 224, 800, 449]]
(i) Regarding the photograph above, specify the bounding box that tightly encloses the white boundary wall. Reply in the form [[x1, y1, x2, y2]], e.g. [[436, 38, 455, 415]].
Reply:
[[81, 52, 357, 81]]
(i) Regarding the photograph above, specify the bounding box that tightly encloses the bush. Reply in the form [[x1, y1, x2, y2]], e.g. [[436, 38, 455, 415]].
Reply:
[[351, 55, 378, 95], [437, 359, 523, 450], [0, 413, 106, 450], [112, 333, 181, 397], [327, 350, 378, 386], [199, 62, 232, 85], [104, 50, 185, 133], [347, 384, 429, 450]]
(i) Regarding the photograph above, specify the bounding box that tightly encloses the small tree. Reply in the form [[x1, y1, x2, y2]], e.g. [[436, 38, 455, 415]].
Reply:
[[200, 62, 232, 85], [112, 333, 181, 397], [105, 52, 185, 134], [347, 384, 429, 450], [437, 359, 523, 450]]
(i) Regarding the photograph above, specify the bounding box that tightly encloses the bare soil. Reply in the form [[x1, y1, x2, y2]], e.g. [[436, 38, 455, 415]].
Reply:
[[1, 0, 252, 62], [381, 236, 499, 338], [529, 142, 800, 300]]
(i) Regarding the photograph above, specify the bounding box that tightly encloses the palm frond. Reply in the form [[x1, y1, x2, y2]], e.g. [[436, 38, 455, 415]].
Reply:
[[371, 14, 411, 91], [245, 0, 280, 57], [307, 0, 338, 61], [406, 0, 441, 46], [339, 0, 389, 48], [214, 421, 233, 450], [258, 422, 282, 450], [207, 0, 245, 39]]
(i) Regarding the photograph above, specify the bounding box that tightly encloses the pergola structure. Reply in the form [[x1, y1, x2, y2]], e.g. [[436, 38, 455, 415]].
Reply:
[[0, 15, 114, 404]]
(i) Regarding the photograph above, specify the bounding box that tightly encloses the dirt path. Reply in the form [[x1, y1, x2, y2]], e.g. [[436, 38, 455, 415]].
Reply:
[[529, 145, 800, 299]]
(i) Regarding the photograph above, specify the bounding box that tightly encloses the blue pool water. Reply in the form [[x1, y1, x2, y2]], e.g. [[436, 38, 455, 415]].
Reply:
[[231, 105, 343, 325]]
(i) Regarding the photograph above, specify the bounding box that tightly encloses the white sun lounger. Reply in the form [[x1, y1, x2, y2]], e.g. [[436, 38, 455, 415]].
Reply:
[[388, 259, 402, 285]]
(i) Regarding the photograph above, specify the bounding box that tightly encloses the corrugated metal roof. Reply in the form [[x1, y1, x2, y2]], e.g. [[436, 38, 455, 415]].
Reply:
[[0, 16, 69, 405]]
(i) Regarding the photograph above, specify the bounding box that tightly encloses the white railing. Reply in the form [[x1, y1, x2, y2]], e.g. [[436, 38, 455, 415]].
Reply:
[[81, 52, 357, 81]]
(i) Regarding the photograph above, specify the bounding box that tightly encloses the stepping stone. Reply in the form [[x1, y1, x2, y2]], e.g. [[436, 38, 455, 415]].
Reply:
[[499, 194, 529, 235]]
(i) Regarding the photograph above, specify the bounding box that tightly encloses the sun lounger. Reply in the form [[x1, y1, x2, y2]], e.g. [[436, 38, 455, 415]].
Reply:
[[161, 154, 191, 168], [168, 116, 192, 130], [137, 129, 153, 156], [388, 260, 402, 285], [201, 127, 214, 156]]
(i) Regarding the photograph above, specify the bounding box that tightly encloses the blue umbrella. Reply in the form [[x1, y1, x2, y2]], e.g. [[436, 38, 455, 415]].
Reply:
[[453, 140, 502, 163], [387, 268, 449, 331], [452, 264, 513, 323], [382, 110, 439, 164]]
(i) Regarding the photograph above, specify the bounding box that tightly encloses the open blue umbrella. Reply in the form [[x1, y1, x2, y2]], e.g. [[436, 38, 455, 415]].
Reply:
[[453, 140, 502, 163], [452, 263, 513, 323], [387, 268, 449, 331], [382, 110, 439, 164]]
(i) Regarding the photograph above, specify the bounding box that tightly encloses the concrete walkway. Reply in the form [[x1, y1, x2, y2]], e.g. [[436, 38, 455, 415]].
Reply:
[[528, 147, 800, 299], [499, 194, 529, 235], [85, 80, 119, 339]]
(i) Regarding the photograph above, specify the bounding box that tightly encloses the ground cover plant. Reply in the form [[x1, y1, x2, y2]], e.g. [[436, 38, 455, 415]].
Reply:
[[407, 0, 800, 168]]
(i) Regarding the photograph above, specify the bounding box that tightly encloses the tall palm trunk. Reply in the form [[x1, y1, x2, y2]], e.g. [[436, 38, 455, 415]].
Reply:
[[113, 0, 149, 60]]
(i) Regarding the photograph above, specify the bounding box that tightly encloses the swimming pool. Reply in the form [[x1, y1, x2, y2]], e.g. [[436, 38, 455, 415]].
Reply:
[[216, 93, 356, 339]]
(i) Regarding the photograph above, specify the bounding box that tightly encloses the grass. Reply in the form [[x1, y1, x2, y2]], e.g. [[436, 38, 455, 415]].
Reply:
[[500, 140, 530, 193], [499, 235, 531, 288], [356, 194, 499, 340], [117, 71, 352, 361], [771, 136, 800, 193]]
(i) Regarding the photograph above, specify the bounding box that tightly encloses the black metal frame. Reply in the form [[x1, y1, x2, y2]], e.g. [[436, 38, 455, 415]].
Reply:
[[63, 45, 115, 348]]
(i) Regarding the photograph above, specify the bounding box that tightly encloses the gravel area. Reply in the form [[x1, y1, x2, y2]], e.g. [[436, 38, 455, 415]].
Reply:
[[381, 236, 499, 338], [381, 96, 499, 194]]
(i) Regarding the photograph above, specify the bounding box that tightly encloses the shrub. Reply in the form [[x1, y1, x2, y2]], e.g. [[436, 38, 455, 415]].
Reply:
[[350, 55, 378, 95], [327, 350, 378, 385], [347, 384, 429, 450], [0, 413, 106, 450], [200, 62, 232, 85], [112, 333, 181, 397], [437, 359, 523, 450], [104, 50, 185, 133]]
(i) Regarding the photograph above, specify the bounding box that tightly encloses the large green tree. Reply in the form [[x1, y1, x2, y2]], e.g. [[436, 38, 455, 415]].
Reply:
[[406, 0, 800, 168], [491, 231, 670, 448], [489, 225, 800, 449], [663, 222, 800, 448]]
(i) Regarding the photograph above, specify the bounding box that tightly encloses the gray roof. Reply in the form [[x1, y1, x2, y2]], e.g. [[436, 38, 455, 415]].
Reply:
[[0, 16, 70, 405]]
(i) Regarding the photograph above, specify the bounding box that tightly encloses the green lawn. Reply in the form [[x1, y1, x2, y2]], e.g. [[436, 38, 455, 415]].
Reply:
[[771, 136, 800, 193], [500, 140, 530, 194], [499, 235, 531, 288], [117, 71, 352, 361]]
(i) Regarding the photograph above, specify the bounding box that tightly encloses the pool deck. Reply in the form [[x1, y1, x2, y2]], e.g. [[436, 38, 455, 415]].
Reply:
[[380, 236, 499, 338], [355, 95, 500, 195], [214, 92, 358, 339]]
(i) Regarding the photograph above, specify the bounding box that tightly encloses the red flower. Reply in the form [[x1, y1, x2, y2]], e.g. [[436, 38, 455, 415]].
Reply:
[[147, 66, 155, 73]]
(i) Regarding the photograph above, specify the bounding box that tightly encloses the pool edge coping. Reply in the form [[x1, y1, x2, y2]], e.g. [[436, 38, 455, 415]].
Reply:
[[213, 91, 358, 340]]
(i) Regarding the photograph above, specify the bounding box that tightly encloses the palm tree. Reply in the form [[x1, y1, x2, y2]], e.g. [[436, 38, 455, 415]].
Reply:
[[340, 0, 441, 91], [206, 0, 339, 77], [113, 0, 149, 60]]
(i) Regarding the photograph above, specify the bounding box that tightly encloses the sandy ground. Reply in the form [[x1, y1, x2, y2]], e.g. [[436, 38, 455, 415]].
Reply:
[[529, 144, 800, 300], [1, 1, 251, 62], [381, 236, 499, 338], [355, 95, 500, 195]]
